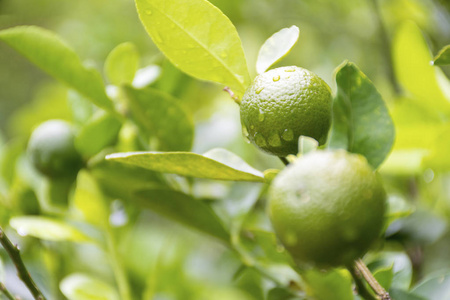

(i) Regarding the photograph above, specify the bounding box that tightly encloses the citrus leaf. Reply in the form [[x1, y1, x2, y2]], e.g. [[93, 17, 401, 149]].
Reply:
[[389, 289, 426, 300], [434, 45, 450, 65], [393, 21, 450, 111], [373, 265, 394, 290], [106, 148, 264, 182], [10, 216, 90, 242], [104, 42, 140, 86], [60, 273, 120, 300], [256, 26, 300, 74], [412, 271, 450, 300], [0, 26, 115, 114], [328, 61, 395, 169], [134, 0, 250, 94], [303, 268, 353, 300], [134, 188, 230, 242], [298, 136, 318, 156], [124, 86, 193, 151], [75, 112, 122, 158]]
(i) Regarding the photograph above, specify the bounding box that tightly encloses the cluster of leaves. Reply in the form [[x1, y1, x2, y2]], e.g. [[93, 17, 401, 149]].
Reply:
[[0, 0, 449, 299]]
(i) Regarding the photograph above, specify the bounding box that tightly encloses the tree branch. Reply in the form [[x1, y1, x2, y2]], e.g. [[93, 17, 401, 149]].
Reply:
[[354, 258, 391, 300], [0, 228, 46, 300]]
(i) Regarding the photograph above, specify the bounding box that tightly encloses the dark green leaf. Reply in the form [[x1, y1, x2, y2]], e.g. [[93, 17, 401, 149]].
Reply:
[[256, 25, 300, 74], [434, 45, 450, 65], [134, 188, 230, 242], [124, 86, 194, 151], [328, 61, 395, 169], [104, 42, 140, 85], [0, 26, 115, 114], [106, 148, 264, 182], [75, 112, 122, 158], [134, 0, 250, 94]]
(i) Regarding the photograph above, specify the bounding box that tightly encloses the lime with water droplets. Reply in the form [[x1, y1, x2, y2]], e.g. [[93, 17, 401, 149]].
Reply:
[[240, 66, 332, 157], [268, 150, 386, 268]]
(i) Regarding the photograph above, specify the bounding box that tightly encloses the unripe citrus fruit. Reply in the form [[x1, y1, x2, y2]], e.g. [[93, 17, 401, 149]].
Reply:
[[27, 120, 82, 178], [240, 66, 332, 157], [269, 150, 386, 268]]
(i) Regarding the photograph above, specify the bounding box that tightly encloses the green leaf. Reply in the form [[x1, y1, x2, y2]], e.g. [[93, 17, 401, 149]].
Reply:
[[124, 86, 194, 151], [241, 230, 294, 265], [104, 42, 140, 85], [75, 112, 122, 158], [134, 0, 250, 94], [412, 271, 450, 300], [0, 26, 115, 113], [10, 216, 90, 242], [106, 148, 264, 182], [298, 136, 318, 156], [256, 25, 300, 74], [73, 170, 109, 228], [393, 21, 450, 111], [303, 268, 353, 300], [373, 265, 394, 290], [434, 45, 450, 65], [134, 188, 230, 242], [367, 252, 413, 290], [60, 273, 119, 300], [389, 289, 426, 300], [328, 61, 395, 169]]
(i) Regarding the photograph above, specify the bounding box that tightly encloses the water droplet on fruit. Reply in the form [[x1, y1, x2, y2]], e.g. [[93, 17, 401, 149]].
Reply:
[[254, 133, 267, 147], [282, 129, 294, 141], [145, 9, 152, 15], [258, 109, 265, 122], [273, 75, 280, 82], [255, 87, 265, 94], [284, 68, 296, 72], [268, 132, 281, 147]]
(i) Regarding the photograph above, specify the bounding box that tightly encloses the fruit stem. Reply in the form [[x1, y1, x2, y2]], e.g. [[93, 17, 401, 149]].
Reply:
[[223, 86, 241, 105], [279, 157, 290, 166], [347, 263, 377, 300], [354, 258, 391, 300], [0, 227, 47, 300], [0, 283, 16, 300]]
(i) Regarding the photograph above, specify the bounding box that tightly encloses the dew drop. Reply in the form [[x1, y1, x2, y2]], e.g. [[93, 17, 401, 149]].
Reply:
[[145, 9, 152, 15], [268, 132, 281, 147], [254, 133, 267, 147], [282, 129, 294, 141], [258, 108, 265, 122], [273, 75, 280, 82], [255, 87, 265, 94]]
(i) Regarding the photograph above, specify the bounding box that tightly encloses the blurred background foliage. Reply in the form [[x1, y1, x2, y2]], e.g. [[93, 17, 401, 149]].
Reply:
[[0, 0, 450, 299]]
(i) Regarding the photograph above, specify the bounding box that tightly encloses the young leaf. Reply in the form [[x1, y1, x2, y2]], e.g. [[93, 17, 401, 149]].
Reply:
[[9, 216, 90, 242], [106, 148, 265, 182], [75, 111, 122, 158], [134, 188, 230, 242], [298, 136, 318, 156], [0, 26, 115, 114], [60, 273, 120, 300], [256, 26, 300, 74], [134, 0, 250, 94], [328, 61, 395, 169], [104, 42, 140, 85], [434, 45, 450, 65], [411, 271, 450, 300], [393, 21, 450, 111], [373, 265, 394, 290], [124, 86, 194, 151]]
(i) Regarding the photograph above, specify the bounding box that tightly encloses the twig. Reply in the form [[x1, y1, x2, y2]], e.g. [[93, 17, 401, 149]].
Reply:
[[279, 157, 290, 166], [0, 228, 46, 300], [347, 264, 377, 300], [0, 283, 17, 300], [355, 259, 391, 300], [223, 87, 241, 104]]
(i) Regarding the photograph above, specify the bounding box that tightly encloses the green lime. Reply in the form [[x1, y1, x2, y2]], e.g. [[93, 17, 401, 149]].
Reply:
[[27, 120, 82, 178], [269, 150, 386, 268], [240, 66, 332, 157]]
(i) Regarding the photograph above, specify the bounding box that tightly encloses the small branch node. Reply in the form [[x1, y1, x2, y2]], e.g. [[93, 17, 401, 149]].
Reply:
[[223, 87, 241, 104]]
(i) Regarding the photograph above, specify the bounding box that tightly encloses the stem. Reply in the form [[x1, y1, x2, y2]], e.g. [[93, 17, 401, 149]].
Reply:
[[347, 264, 377, 300], [0, 228, 46, 300], [279, 157, 290, 166], [105, 227, 132, 300], [0, 283, 16, 300], [223, 87, 241, 105], [354, 259, 391, 300], [368, 0, 401, 94]]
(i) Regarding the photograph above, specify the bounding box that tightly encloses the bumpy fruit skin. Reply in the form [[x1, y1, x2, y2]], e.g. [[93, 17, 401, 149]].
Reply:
[[240, 66, 332, 157], [269, 150, 386, 268], [27, 120, 82, 178]]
